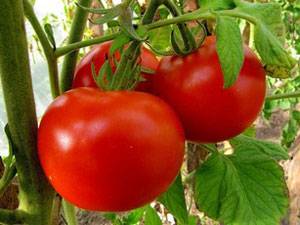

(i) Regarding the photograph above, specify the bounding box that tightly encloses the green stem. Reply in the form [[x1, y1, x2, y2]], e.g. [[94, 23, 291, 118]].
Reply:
[[266, 91, 300, 101], [0, 162, 17, 197], [0, 0, 55, 224], [163, 0, 196, 50], [0, 209, 27, 225], [23, 0, 60, 98], [145, 8, 257, 31], [62, 199, 78, 225], [55, 32, 119, 57], [141, 0, 162, 25], [60, 0, 92, 93]]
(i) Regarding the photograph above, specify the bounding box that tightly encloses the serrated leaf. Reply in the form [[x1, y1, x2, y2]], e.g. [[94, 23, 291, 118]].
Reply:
[[254, 24, 296, 71], [231, 1, 297, 74], [199, 0, 235, 10], [44, 23, 56, 48], [231, 135, 289, 160], [158, 174, 188, 224], [144, 206, 162, 225], [234, 0, 285, 42], [194, 149, 288, 225], [109, 33, 131, 56], [216, 16, 244, 88]]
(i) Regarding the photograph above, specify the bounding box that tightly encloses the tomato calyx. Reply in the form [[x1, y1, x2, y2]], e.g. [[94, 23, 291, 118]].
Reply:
[[91, 41, 144, 91]]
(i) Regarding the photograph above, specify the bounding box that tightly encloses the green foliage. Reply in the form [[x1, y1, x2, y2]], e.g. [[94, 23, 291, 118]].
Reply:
[[198, 0, 235, 10], [231, 135, 289, 160], [234, 0, 296, 78], [144, 206, 162, 225], [215, 16, 243, 88], [194, 146, 289, 225], [158, 174, 189, 224]]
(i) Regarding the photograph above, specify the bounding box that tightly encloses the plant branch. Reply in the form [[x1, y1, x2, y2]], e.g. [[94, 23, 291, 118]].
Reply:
[[0, 0, 55, 224], [145, 8, 257, 31], [0, 162, 17, 197], [60, 0, 93, 93], [23, 0, 60, 98], [55, 32, 119, 57], [0, 209, 27, 225], [266, 91, 300, 101]]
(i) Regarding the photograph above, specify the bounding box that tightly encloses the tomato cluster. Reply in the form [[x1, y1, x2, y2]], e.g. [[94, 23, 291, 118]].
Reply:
[[38, 36, 266, 211]]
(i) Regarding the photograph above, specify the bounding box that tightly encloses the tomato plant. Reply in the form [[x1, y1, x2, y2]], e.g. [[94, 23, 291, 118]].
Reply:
[[72, 41, 159, 92], [38, 88, 184, 211], [0, 0, 296, 224], [153, 36, 266, 143]]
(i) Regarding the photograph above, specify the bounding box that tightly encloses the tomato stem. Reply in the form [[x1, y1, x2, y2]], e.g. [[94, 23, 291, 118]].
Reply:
[[145, 8, 257, 31], [59, 0, 93, 93], [55, 32, 120, 58], [23, 0, 60, 98], [0, 0, 56, 224], [266, 90, 300, 101], [141, 0, 162, 25], [163, 0, 196, 52]]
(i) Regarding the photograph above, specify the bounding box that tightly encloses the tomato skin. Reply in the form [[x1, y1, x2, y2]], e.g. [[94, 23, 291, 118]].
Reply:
[[152, 36, 266, 143], [72, 41, 159, 92], [38, 88, 184, 211]]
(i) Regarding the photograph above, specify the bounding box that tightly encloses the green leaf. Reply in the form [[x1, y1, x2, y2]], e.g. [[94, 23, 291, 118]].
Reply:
[[109, 33, 131, 56], [199, 0, 235, 10], [254, 24, 296, 72], [158, 174, 188, 224], [93, 5, 123, 24], [103, 213, 117, 221], [44, 23, 56, 49], [194, 149, 288, 225], [144, 206, 162, 225], [123, 207, 146, 225], [232, 0, 296, 74], [231, 135, 289, 160], [216, 16, 244, 88], [234, 1, 285, 42], [148, 26, 172, 53]]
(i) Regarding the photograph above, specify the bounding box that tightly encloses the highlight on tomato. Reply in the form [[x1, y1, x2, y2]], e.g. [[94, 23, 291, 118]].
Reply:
[[72, 41, 159, 92], [38, 88, 185, 211], [152, 36, 266, 143]]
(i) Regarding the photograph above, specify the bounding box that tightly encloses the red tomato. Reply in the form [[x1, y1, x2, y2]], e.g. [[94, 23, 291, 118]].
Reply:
[[152, 36, 266, 143], [72, 41, 159, 92], [38, 88, 184, 211]]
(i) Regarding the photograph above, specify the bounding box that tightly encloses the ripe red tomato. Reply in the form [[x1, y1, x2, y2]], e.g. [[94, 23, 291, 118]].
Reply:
[[72, 41, 159, 91], [38, 88, 184, 211], [152, 36, 266, 143]]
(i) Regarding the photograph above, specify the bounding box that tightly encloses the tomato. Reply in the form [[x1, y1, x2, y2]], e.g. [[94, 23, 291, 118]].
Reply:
[[72, 41, 159, 92], [152, 36, 266, 143], [38, 88, 184, 211]]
